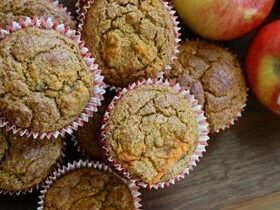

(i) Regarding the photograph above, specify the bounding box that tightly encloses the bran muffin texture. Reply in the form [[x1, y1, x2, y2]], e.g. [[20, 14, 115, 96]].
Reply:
[[168, 41, 247, 132], [0, 27, 93, 133], [0, 0, 75, 28], [104, 84, 200, 185], [0, 131, 63, 192], [81, 0, 176, 87], [43, 167, 135, 210]]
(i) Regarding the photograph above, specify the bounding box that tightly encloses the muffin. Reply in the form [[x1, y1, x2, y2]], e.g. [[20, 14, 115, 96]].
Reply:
[[0, 0, 75, 28], [101, 80, 209, 187], [0, 25, 93, 134], [168, 41, 247, 133], [0, 130, 63, 192], [40, 162, 139, 210], [80, 0, 178, 87], [75, 90, 116, 159]]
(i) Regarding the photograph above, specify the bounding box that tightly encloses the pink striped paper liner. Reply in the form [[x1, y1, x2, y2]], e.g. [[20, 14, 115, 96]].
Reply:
[[37, 160, 142, 210], [1, 0, 77, 28], [211, 89, 248, 134], [0, 17, 105, 139], [48, 0, 76, 24], [168, 77, 248, 134], [167, 40, 248, 134], [100, 78, 210, 189], [70, 134, 87, 157], [70, 134, 104, 160], [76, 0, 181, 89], [1, 0, 76, 28], [0, 138, 67, 195]]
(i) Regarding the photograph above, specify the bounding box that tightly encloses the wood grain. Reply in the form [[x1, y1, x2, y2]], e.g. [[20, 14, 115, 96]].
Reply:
[[0, 1, 280, 210], [229, 192, 280, 210]]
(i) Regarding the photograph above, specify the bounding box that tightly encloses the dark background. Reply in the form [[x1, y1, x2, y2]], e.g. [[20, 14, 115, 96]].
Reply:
[[1, 0, 280, 209]]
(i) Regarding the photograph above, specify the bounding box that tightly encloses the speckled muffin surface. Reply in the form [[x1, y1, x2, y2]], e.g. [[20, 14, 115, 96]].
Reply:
[[105, 84, 199, 185], [81, 0, 175, 87], [0, 0, 75, 28], [75, 90, 115, 159], [0, 27, 93, 132], [43, 168, 135, 210], [168, 41, 247, 132], [0, 131, 63, 192]]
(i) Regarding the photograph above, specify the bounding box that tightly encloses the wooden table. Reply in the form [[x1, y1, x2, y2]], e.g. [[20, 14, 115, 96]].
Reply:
[[0, 1, 280, 210]]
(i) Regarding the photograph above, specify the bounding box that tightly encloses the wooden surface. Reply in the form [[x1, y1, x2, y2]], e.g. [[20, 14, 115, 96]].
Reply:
[[229, 192, 280, 210], [0, 1, 280, 210]]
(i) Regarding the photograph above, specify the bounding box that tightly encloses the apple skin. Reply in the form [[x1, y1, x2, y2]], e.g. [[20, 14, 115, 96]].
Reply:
[[172, 0, 275, 41], [246, 20, 280, 115]]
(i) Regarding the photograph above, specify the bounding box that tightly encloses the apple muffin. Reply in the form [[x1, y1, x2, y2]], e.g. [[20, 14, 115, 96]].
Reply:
[[103, 83, 206, 185], [43, 167, 136, 210], [80, 0, 177, 87], [0, 130, 63, 192], [0, 0, 75, 28], [0, 27, 93, 133], [168, 40, 247, 132], [75, 90, 116, 159]]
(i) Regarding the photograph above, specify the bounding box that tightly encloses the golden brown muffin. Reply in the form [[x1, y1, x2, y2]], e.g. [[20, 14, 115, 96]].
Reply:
[[75, 90, 116, 159], [168, 41, 247, 132], [105, 84, 200, 185], [0, 27, 93, 133], [0, 130, 63, 192], [0, 0, 75, 28], [43, 168, 135, 210], [81, 0, 176, 87]]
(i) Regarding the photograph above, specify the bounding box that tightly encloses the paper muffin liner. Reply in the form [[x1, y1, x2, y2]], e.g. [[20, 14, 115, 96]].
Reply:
[[103, 72, 164, 92], [166, 39, 248, 135], [210, 44, 249, 134], [100, 78, 210, 189], [168, 77, 248, 135], [48, 0, 76, 25], [0, 17, 105, 139], [0, 139, 67, 196], [37, 160, 142, 210], [70, 135, 87, 157], [75, 0, 88, 16], [2, 0, 75, 28], [212, 89, 248, 134], [76, 0, 181, 89], [70, 134, 103, 160], [209, 45, 248, 134]]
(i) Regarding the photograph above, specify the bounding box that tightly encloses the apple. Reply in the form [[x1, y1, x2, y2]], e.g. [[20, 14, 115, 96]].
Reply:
[[246, 20, 280, 115], [172, 0, 275, 40]]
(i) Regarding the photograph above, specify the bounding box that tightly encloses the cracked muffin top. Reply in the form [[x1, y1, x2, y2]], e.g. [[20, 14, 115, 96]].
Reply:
[[0, 27, 93, 132], [75, 90, 116, 159], [81, 0, 176, 87], [168, 41, 247, 132], [0, 0, 75, 28], [43, 168, 135, 210], [0, 130, 63, 192], [105, 84, 199, 185]]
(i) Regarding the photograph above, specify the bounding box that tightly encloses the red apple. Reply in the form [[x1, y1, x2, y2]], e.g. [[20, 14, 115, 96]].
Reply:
[[172, 0, 275, 40], [246, 20, 280, 115]]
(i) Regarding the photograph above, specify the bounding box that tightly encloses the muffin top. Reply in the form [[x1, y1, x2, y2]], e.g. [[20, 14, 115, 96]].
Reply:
[[0, 131, 63, 191], [0, 0, 75, 28], [169, 41, 247, 132], [75, 90, 115, 159], [81, 0, 175, 87], [44, 168, 135, 210], [105, 84, 199, 185], [0, 27, 93, 132]]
